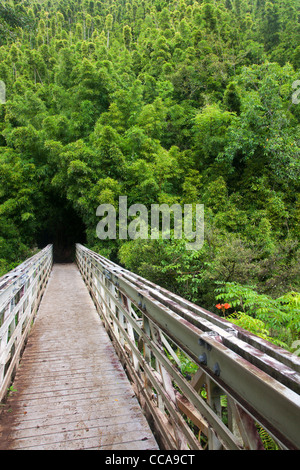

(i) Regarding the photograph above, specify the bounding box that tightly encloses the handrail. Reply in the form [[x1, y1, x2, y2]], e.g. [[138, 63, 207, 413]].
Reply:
[[76, 243, 300, 450], [0, 245, 53, 401]]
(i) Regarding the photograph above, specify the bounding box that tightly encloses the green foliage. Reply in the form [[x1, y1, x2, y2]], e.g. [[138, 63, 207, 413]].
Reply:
[[256, 425, 279, 450], [216, 282, 300, 349], [0, 0, 298, 360]]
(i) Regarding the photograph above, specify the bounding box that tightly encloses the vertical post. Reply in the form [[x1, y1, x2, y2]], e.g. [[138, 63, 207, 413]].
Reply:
[[227, 397, 264, 450], [206, 375, 223, 450], [142, 314, 154, 397], [122, 296, 140, 372]]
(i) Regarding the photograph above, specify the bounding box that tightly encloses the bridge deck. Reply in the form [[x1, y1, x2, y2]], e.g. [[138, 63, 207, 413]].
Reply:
[[0, 264, 158, 450]]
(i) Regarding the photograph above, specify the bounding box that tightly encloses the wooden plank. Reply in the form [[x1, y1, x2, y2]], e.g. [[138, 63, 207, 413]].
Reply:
[[0, 419, 154, 449], [0, 264, 158, 451], [0, 429, 157, 450], [0, 404, 145, 432]]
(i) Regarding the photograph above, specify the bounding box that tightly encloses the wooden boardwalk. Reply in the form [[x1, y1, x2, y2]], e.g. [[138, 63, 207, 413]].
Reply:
[[0, 264, 158, 450]]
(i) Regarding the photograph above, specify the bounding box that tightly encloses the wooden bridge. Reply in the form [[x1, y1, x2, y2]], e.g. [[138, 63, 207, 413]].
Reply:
[[0, 244, 299, 451]]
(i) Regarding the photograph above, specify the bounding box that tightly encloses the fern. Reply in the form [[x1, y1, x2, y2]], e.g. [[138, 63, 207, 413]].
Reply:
[[227, 311, 271, 341], [215, 282, 298, 349], [256, 425, 279, 450]]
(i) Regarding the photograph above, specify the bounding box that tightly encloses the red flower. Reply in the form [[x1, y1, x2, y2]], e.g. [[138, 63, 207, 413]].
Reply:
[[215, 303, 231, 311]]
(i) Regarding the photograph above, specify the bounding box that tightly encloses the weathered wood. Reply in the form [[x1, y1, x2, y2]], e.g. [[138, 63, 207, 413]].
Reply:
[[0, 245, 52, 402], [76, 244, 300, 451], [0, 264, 158, 451], [176, 393, 208, 435]]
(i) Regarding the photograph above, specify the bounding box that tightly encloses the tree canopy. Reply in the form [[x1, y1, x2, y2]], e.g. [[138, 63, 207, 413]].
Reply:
[[0, 0, 299, 351]]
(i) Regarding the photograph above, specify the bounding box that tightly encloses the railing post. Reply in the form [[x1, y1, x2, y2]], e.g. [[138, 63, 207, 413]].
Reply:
[[205, 375, 223, 450]]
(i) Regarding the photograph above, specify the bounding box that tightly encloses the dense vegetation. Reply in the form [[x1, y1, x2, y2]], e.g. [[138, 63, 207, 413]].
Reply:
[[0, 0, 299, 351]]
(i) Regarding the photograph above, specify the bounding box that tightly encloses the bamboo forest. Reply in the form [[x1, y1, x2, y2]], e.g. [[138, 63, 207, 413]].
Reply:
[[0, 0, 299, 354]]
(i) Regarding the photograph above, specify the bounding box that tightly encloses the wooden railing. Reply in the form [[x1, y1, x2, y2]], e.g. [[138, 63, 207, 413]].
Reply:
[[76, 243, 300, 450], [0, 245, 52, 401]]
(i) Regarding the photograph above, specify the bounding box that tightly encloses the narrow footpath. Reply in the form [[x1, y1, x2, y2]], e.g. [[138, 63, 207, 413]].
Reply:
[[0, 264, 158, 450]]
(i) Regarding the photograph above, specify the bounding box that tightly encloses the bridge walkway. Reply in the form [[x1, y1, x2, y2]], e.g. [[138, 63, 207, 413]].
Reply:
[[0, 264, 158, 450]]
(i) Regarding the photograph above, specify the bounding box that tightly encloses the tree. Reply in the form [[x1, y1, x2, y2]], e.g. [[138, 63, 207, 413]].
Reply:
[[261, 1, 280, 51], [123, 25, 132, 49], [92, 124, 125, 179], [105, 13, 113, 48], [223, 81, 241, 114], [0, 0, 298, 355], [192, 104, 235, 169]]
